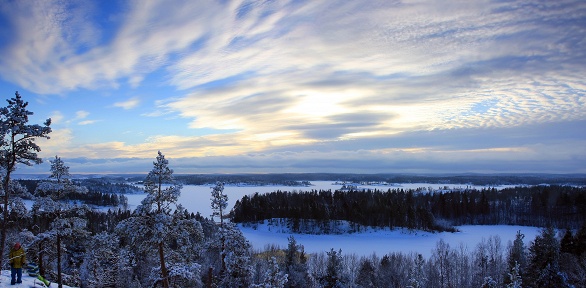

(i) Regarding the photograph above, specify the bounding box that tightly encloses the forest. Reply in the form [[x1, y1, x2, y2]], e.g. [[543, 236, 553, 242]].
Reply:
[[0, 92, 585, 287], [231, 185, 586, 233]]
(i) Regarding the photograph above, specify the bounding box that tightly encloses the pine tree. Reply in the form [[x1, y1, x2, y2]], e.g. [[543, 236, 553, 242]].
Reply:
[[507, 231, 527, 279], [0, 91, 51, 270], [324, 248, 344, 288], [221, 224, 253, 287], [116, 151, 194, 288], [211, 181, 228, 273], [79, 232, 121, 288], [560, 229, 575, 255], [356, 258, 377, 288], [505, 261, 523, 288], [526, 226, 570, 287], [284, 235, 310, 287], [407, 254, 426, 288], [252, 256, 288, 288], [32, 156, 88, 288]]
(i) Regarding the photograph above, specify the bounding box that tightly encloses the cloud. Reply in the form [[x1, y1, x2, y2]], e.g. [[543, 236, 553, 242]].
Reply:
[[78, 120, 98, 125], [76, 110, 89, 119], [113, 97, 140, 110], [49, 111, 65, 125]]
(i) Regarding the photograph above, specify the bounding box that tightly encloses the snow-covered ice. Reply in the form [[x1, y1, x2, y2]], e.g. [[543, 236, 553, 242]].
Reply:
[[239, 223, 542, 258]]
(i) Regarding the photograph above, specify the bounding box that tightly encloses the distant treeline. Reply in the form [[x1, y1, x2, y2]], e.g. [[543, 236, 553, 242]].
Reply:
[[173, 173, 586, 186], [174, 174, 312, 186], [231, 185, 586, 232]]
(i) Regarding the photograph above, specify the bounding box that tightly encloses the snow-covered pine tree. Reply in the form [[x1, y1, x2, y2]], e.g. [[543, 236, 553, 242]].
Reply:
[[284, 235, 311, 287], [116, 151, 203, 288], [407, 253, 427, 288], [0, 91, 51, 270], [32, 155, 89, 288], [220, 224, 253, 287], [356, 258, 377, 288], [324, 248, 344, 288], [505, 261, 523, 288], [526, 226, 571, 287], [211, 181, 228, 228], [210, 181, 228, 274], [2, 178, 31, 231], [251, 256, 288, 288], [79, 232, 121, 288], [507, 231, 527, 276]]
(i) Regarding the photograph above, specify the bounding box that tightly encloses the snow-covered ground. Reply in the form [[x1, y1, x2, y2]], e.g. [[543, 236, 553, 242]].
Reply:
[[239, 223, 542, 258], [0, 270, 73, 288]]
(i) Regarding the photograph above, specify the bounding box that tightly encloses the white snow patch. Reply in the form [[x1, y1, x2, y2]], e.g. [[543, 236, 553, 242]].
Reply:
[[0, 269, 74, 288]]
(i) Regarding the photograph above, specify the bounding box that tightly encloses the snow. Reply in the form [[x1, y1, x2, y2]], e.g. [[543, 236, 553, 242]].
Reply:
[[0, 270, 73, 288], [239, 223, 542, 258]]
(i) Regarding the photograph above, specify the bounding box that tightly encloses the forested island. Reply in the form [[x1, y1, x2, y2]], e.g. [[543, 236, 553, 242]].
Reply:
[[232, 185, 586, 233]]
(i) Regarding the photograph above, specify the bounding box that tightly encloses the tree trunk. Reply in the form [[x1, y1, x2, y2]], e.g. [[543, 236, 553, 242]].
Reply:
[[0, 172, 12, 271], [158, 241, 169, 288], [57, 234, 63, 288], [38, 240, 46, 277], [207, 267, 213, 288], [220, 206, 226, 274]]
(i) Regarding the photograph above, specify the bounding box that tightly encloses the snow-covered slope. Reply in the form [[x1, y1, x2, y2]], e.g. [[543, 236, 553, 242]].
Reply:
[[0, 270, 73, 288]]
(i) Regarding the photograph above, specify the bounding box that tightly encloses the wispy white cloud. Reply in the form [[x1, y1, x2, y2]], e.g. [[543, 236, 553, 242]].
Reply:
[[78, 120, 98, 125], [113, 97, 140, 110], [76, 110, 89, 119]]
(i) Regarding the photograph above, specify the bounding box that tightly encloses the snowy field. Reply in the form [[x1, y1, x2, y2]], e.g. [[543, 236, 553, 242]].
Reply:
[[239, 223, 542, 258]]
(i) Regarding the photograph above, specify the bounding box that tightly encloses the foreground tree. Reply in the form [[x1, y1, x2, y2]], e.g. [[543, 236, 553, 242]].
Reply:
[[211, 181, 228, 273], [0, 91, 51, 270], [220, 224, 253, 287], [526, 226, 570, 287], [251, 256, 288, 288], [33, 156, 89, 288], [117, 151, 203, 288]]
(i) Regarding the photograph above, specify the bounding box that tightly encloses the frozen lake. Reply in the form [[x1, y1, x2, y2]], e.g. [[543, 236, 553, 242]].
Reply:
[[240, 223, 542, 258], [121, 181, 537, 257], [124, 181, 516, 218]]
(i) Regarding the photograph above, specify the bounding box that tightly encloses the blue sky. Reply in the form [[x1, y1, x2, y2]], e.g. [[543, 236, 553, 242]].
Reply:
[[1, 0, 585, 174]]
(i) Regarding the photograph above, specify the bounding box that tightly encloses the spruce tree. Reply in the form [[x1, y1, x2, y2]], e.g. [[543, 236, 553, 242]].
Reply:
[[526, 226, 570, 287]]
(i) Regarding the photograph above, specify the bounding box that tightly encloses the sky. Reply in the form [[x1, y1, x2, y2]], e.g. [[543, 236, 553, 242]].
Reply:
[[0, 0, 585, 175]]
